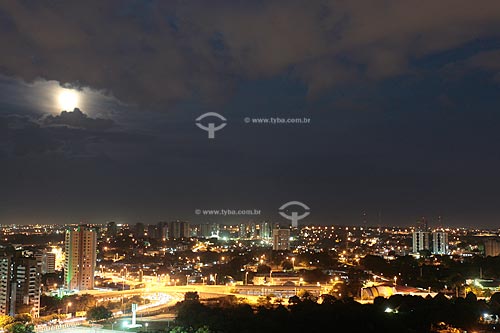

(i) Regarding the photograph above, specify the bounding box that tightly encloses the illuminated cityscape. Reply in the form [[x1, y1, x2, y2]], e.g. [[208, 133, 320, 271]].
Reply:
[[2, 1, 500, 333], [0, 220, 499, 331]]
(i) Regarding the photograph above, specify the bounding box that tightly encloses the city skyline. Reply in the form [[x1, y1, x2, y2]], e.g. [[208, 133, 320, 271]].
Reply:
[[0, 217, 499, 332], [2, 3, 500, 332], [2, 2, 500, 227]]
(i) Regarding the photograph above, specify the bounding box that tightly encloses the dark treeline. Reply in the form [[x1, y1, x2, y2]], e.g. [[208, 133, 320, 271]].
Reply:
[[170, 292, 500, 333], [360, 254, 500, 293]]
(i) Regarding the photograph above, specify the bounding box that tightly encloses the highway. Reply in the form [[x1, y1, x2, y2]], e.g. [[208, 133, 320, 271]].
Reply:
[[36, 277, 332, 332]]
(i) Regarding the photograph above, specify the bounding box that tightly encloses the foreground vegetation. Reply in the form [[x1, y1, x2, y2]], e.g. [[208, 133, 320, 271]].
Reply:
[[155, 291, 500, 333]]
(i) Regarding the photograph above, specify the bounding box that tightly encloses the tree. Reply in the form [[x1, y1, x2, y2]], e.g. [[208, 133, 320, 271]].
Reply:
[[320, 294, 336, 305], [257, 296, 272, 308], [71, 294, 96, 311], [490, 292, 500, 305], [296, 289, 318, 302], [360, 255, 390, 275], [256, 264, 271, 274], [0, 315, 14, 328], [465, 292, 477, 303], [184, 291, 200, 302], [3, 322, 34, 333], [288, 295, 301, 305], [40, 295, 63, 315], [13, 314, 31, 324], [302, 268, 329, 284], [86, 306, 112, 322], [170, 326, 212, 333], [281, 260, 293, 271]]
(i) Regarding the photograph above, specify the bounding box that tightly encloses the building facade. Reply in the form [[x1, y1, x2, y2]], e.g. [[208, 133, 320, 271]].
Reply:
[[35, 251, 56, 274], [168, 220, 190, 239], [412, 231, 430, 253], [484, 238, 500, 257], [432, 232, 449, 255], [272, 228, 290, 251], [0, 252, 41, 317], [0, 255, 11, 315], [259, 222, 272, 240], [11, 256, 41, 317], [64, 226, 97, 291]]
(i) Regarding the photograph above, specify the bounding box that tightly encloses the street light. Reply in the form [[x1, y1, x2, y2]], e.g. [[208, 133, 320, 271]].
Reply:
[[145, 323, 149, 332], [245, 271, 249, 285], [122, 266, 128, 280], [111, 321, 117, 331], [291, 257, 295, 271]]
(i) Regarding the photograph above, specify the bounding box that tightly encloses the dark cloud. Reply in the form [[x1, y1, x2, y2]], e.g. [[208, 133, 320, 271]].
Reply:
[[43, 108, 114, 130], [1, 109, 150, 158], [467, 50, 500, 70], [2, 2, 500, 226], [2, 114, 61, 156], [463, 50, 500, 81], [0, 1, 499, 107]]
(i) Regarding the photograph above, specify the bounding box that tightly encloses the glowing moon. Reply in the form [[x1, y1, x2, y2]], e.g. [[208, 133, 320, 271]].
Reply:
[[58, 90, 79, 111]]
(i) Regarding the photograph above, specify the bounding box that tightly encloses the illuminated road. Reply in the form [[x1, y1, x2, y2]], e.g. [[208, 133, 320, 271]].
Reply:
[[81, 283, 252, 318], [37, 283, 336, 331], [37, 328, 128, 333], [85, 282, 337, 308]]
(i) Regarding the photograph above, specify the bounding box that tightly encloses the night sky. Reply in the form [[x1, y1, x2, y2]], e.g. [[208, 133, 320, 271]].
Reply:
[[1, 1, 500, 227]]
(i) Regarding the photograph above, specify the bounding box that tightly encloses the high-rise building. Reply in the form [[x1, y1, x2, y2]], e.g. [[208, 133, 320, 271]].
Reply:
[[412, 231, 430, 253], [259, 222, 272, 240], [249, 222, 257, 239], [200, 223, 211, 238], [146, 224, 158, 239], [64, 226, 97, 291], [34, 251, 56, 274], [157, 221, 168, 240], [484, 238, 500, 257], [133, 223, 145, 239], [0, 254, 11, 315], [239, 223, 247, 239], [432, 232, 449, 255], [11, 255, 41, 317], [0, 252, 41, 317], [44, 252, 56, 274], [198, 223, 219, 238], [168, 220, 190, 239], [273, 228, 290, 251]]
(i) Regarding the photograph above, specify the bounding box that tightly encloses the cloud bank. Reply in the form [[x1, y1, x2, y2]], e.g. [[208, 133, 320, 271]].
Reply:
[[0, 1, 499, 108]]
